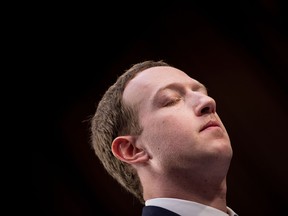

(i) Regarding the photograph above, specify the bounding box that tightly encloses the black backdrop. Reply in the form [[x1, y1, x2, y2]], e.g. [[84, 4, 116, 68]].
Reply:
[[31, 2, 288, 215]]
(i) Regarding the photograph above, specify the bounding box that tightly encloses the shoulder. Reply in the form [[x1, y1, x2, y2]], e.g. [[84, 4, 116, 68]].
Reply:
[[142, 205, 180, 216]]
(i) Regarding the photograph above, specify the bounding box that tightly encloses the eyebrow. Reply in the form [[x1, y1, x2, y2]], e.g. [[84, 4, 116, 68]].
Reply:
[[156, 82, 207, 94], [152, 82, 207, 103]]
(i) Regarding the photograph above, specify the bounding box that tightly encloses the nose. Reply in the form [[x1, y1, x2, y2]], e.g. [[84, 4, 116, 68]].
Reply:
[[195, 94, 216, 116]]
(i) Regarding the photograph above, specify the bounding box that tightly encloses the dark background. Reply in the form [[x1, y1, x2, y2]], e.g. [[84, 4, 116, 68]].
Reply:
[[30, 1, 287, 215]]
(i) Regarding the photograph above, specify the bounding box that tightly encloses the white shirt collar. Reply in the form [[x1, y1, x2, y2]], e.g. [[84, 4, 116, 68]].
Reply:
[[145, 198, 238, 216]]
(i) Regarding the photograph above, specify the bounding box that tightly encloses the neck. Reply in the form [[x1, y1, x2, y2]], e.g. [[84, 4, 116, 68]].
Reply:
[[141, 171, 228, 213]]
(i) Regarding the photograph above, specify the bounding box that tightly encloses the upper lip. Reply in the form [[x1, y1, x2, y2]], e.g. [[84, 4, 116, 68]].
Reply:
[[200, 120, 220, 132]]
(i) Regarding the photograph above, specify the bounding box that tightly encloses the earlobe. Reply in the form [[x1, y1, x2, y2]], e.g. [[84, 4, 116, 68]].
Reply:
[[111, 136, 149, 164]]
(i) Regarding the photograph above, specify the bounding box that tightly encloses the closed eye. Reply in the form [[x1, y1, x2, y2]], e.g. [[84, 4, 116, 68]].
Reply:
[[163, 97, 181, 107]]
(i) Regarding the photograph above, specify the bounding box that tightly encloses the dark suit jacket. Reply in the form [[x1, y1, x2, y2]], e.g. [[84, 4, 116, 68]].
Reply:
[[142, 206, 180, 216]]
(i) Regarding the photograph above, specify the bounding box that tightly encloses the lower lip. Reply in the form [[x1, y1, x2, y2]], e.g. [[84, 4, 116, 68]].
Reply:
[[202, 125, 220, 131]]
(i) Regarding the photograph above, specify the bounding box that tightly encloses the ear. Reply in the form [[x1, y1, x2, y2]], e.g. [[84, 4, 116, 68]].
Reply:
[[111, 136, 149, 164]]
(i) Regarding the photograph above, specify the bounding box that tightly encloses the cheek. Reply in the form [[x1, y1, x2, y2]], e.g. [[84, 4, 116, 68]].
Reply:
[[141, 116, 197, 155]]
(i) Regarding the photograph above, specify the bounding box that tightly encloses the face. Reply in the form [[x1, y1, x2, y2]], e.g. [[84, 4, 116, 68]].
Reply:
[[123, 66, 233, 175]]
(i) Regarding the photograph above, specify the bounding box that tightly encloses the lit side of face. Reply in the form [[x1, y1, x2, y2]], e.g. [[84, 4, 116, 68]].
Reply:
[[122, 66, 232, 175]]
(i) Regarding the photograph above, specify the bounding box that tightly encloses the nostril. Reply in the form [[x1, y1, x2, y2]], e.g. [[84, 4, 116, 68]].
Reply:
[[201, 106, 210, 114]]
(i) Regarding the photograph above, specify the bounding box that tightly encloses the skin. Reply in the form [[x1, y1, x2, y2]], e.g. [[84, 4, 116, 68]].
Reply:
[[112, 66, 233, 213]]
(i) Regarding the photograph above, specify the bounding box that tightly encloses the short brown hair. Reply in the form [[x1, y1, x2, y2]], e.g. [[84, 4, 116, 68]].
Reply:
[[90, 60, 169, 203]]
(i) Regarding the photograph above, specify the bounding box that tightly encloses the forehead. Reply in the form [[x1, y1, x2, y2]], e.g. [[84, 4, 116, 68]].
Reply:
[[123, 66, 201, 106]]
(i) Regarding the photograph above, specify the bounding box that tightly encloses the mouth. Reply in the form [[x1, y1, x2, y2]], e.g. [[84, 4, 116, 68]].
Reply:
[[200, 120, 220, 132]]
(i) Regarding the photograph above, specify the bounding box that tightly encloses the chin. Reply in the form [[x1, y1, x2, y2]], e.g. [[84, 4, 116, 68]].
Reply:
[[208, 139, 233, 160]]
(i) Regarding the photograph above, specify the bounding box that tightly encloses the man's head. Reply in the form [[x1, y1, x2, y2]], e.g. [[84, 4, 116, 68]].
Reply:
[[90, 60, 233, 203]]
